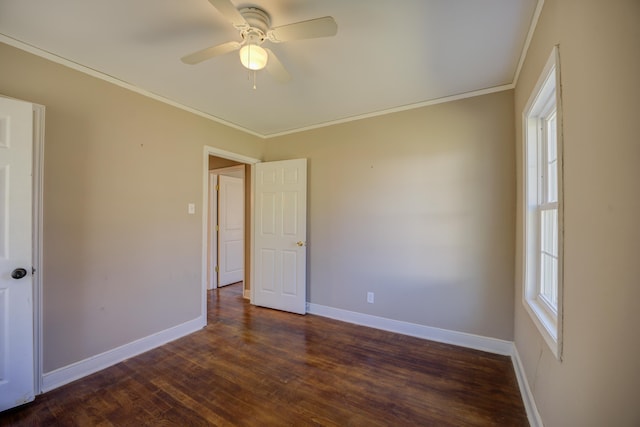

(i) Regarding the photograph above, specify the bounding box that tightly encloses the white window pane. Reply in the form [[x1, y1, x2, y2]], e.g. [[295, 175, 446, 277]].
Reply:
[[552, 209, 558, 256], [547, 114, 557, 163], [540, 208, 558, 310], [540, 253, 552, 297], [547, 160, 558, 202], [541, 209, 558, 257], [551, 255, 558, 307], [540, 253, 558, 310], [546, 113, 558, 203]]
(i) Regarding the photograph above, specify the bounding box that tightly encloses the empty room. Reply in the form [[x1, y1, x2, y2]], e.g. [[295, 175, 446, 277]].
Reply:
[[0, 0, 638, 426]]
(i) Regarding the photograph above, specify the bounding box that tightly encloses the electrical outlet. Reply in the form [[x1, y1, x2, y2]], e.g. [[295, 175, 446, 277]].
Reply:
[[367, 292, 374, 304], [188, 203, 195, 214]]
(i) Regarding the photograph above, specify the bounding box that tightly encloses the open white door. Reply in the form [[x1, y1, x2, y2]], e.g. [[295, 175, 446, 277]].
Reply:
[[218, 175, 244, 286], [0, 97, 35, 411], [253, 159, 307, 315]]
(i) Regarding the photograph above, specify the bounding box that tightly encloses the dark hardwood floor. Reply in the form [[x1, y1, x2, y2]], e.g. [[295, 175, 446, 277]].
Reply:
[[1, 284, 528, 426]]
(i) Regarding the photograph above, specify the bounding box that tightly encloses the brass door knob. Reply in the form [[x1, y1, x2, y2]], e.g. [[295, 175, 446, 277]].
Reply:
[[296, 241, 306, 247]]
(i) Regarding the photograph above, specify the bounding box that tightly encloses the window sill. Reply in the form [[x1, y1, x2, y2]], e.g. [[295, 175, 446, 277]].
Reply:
[[523, 297, 561, 360]]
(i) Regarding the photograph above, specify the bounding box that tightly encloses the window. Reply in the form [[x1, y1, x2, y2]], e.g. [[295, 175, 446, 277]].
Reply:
[[523, 46, 563, 360]]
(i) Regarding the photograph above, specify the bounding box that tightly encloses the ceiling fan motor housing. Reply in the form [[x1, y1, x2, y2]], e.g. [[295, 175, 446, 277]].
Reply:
[[239, 7, 270, 44]]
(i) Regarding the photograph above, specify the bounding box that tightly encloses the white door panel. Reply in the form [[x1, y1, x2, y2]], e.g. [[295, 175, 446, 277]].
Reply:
[[254, 159, 307, 314], [218, 175, 244, 286], [0, 97, 35, 411]]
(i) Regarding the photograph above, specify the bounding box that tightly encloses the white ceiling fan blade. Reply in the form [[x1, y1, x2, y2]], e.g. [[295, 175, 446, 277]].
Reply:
[[181, 41, 241, 65], [208, 0, 248, 29], [264, 48, 291, 83], [267, 16, 337, 43]]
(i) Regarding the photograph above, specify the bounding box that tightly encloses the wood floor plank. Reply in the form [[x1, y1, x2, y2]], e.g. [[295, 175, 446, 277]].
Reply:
[[1, 283, 528, 426]]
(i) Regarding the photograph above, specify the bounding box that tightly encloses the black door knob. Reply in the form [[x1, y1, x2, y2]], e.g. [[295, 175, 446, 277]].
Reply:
[[11, 268, 27, 279]]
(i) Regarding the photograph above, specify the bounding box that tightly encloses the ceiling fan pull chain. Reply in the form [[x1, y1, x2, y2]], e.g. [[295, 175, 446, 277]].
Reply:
[[245, 46, 257, 89]]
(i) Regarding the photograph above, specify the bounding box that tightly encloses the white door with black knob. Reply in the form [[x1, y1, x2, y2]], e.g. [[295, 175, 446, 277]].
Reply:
[[0, 97, 35, 411]]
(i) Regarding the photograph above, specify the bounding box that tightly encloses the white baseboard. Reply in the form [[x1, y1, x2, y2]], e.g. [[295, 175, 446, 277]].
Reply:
[[41, 315, 205, 393], [306, 303, 513, 355], [511, 346, 544, 427]]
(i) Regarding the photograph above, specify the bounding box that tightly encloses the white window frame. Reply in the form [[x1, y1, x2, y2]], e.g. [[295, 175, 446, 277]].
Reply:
[[522, 46, 564, 360]]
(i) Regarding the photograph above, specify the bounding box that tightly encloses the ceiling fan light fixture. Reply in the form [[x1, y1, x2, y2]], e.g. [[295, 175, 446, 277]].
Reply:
[[239, 44, 268, 70]]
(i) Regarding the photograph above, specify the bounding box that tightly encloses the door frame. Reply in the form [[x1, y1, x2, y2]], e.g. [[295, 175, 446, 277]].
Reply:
[[208, 172, 217, 290], [33, 104, 45, 395], [201, 146, 259, 321]]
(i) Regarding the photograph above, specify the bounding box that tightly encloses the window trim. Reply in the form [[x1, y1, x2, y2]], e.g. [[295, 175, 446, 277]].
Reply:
[[522, 46, 564, 361]]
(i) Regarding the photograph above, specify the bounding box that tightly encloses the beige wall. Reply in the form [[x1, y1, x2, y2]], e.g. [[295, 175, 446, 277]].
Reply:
[[265, 90, 516, 340], [0, 42, 264, 372], [514, 0, 640, 425]]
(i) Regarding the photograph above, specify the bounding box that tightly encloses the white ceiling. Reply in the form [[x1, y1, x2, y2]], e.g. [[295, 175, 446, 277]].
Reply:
[[0, 0, 538, 137]]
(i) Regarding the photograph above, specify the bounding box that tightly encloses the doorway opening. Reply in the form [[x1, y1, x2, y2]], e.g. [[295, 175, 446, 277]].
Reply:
[[208, 162, 245, 291], [201, 147, 259, 323], [200, 147, 308, 322]]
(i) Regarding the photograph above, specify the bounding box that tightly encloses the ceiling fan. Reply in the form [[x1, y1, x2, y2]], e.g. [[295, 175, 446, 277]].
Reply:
[[181, 0, 338, 83]]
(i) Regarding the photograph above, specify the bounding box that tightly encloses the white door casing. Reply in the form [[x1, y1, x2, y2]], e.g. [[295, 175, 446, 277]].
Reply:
[[218, 175, 244, 286], [207, 173, 217, 290], [0, 97, 35, 411], [253, 159, 307, 315]]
